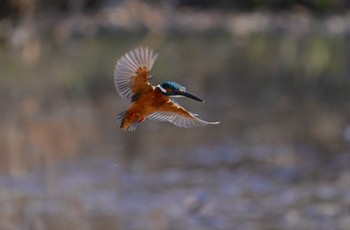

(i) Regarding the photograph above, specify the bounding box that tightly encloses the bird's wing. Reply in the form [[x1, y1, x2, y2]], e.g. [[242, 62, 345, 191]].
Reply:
[[147, 100, 219, 128], [114, 47, 158, 102]]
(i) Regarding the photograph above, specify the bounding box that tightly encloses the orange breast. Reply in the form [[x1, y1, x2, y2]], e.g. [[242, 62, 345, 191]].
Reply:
[[126, 88, 169, 123]]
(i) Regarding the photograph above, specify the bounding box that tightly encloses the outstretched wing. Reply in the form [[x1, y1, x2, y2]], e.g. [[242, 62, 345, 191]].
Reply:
[[148, 100, 219, 128], [114, 47, 158, 102]]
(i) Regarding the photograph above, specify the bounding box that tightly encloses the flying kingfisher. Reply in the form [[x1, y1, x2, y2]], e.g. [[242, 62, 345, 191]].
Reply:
[[114, 47, 219, 131]]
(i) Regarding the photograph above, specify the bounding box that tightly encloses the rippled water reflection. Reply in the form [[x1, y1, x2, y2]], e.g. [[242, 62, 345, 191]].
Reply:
[[1, 144, 350, 229]]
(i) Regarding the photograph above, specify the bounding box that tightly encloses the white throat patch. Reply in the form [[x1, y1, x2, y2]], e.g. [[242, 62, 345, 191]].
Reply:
[[157, 84, 167, 93]]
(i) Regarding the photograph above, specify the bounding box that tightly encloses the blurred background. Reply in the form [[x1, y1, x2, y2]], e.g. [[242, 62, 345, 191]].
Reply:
[[1, 0, 350, 229]]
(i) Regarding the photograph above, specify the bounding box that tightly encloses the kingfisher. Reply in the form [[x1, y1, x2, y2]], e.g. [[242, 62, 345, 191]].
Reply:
[[114, 47, 219, 131]]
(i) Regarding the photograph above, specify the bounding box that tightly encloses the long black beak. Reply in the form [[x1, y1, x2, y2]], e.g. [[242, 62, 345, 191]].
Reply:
[[182, 91, 204, 102]]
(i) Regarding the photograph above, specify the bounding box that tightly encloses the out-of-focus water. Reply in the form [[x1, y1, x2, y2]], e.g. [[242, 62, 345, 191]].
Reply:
[[1, 150, 350, 229], [1, 26, 350, 229]]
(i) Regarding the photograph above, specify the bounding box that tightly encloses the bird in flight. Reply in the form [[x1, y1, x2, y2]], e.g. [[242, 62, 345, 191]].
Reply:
[[114, 47, 219, 131]]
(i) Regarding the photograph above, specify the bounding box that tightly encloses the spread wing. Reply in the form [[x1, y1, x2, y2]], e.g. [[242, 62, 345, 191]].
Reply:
[[114, 47, 158, 102], [147, 100, 219, 128]]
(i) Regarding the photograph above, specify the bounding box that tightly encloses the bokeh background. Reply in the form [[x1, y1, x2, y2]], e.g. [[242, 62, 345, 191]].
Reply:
[[1, 0, 350, 229]]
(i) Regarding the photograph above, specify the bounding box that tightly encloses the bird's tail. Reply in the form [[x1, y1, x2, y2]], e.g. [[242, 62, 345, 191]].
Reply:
[[116, 111, 127, 127], [116, 111, 139, 131]]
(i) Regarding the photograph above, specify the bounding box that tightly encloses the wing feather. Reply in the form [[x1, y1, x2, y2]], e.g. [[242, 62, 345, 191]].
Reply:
[[114, 47, 158, 101], [148, 111, 219, 128], [147, 100, 219, 128]]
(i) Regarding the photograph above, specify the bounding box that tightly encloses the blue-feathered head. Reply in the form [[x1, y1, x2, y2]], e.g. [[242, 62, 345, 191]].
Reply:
[[161, 82, 186, 93], [157, 81, 203, 102]]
